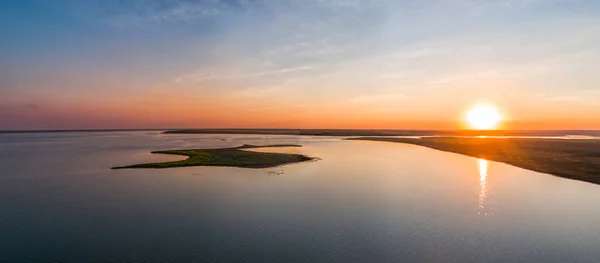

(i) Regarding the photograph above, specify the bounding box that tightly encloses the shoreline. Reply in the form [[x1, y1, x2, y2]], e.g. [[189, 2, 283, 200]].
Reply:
[[347, 137, 600, 185]]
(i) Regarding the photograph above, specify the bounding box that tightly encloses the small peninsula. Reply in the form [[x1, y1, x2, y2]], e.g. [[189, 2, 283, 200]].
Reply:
[[347, 137, 600, 185], [113, 144, 315, 169]]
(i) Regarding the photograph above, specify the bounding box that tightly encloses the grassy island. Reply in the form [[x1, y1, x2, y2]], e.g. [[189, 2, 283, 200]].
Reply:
[[347, 137, 600, 185], [112, 144, 315, 169]]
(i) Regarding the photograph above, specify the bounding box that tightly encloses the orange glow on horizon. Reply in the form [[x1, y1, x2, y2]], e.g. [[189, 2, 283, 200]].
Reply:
[[3, 93, 600, 130]]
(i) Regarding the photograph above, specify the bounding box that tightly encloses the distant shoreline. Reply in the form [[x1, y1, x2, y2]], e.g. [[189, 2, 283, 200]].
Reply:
[[162, 129, 600, 137], [0, 129, 168, 134], [347, 137, 600, 186]]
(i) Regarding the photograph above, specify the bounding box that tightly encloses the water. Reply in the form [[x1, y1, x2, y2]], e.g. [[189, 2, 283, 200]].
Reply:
[[1, 131, 600, 263]]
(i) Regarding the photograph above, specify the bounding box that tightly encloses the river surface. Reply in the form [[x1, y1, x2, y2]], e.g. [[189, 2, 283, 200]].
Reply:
[[1, 131, 600, 263]]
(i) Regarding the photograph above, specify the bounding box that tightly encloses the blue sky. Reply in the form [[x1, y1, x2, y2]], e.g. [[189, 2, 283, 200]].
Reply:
[[1, 0, 600, 129]]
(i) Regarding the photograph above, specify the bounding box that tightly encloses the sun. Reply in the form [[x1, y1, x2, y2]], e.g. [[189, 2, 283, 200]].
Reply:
[[466, 104, 502, 130]]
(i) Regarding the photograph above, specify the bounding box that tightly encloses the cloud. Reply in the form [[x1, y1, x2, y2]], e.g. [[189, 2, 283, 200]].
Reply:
[[92, 0, 237, 27], [0, 103, 42, 111], [175, 65, 317, 84], [349, 93, 409, 103], [94, 0, 379, 27], [23, 104, 41, 109], [546, 96, 583, 102], [258, 66, 317, 76]]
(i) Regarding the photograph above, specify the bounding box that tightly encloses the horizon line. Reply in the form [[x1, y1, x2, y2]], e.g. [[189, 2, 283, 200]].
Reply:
[[2, 128, 600, 134]]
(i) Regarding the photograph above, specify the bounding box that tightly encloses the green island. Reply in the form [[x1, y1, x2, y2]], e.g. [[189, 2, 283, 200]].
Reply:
[[347, 137, 600, 185], [112, 144, 315, 169]]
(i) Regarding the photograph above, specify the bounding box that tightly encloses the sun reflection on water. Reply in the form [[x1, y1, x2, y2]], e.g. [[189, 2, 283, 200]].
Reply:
[[477, 158, 488, 214]]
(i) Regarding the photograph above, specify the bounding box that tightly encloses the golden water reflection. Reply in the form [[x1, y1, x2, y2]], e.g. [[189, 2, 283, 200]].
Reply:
[[477, 159, 488, 213]]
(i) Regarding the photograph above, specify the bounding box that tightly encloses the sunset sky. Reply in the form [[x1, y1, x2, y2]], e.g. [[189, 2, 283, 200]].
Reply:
[[2, 0, 600, 130]]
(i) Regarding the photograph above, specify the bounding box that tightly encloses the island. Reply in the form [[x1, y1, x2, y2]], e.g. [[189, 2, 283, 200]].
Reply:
[[112, 144, 316, 169], [347, 137, 600, 185]]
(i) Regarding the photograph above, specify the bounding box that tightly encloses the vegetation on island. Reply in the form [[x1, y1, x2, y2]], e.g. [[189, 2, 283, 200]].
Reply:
[[347, 137, 600, 185], [113, 144, 315, 169]]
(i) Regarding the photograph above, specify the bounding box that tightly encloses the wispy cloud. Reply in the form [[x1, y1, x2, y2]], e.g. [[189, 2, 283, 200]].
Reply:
[[546, 96, 582, 102], [349, 93, 409, 103], [92, 0, 236, 27], [175, 65, 317, 84], [0, 103, 42, 111], [23, 104, 41, 109]]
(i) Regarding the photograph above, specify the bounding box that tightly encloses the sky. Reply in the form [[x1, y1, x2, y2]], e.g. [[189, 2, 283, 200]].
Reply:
[[1, 0, 600, 130]]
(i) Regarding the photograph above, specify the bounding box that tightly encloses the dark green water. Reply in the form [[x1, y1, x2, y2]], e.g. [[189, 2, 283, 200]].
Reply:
[[1, 131, 599, 262]]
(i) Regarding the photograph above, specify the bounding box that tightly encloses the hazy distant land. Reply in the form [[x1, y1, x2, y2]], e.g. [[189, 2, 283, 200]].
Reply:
[[113, 144, 315, 169], [164, 129, 600, 137], [348, 137, 600, 185]]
